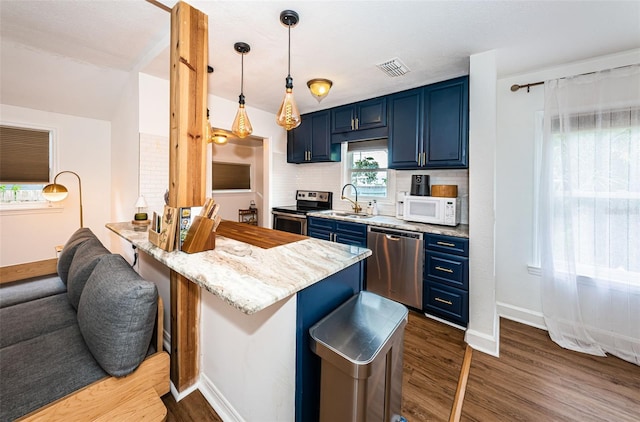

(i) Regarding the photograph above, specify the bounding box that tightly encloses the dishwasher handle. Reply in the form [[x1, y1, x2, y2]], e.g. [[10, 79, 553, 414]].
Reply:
[[368, 226, 423, 240]]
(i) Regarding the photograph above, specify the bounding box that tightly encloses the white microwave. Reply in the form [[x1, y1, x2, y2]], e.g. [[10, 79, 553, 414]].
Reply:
[[403, 195, 460, 226]]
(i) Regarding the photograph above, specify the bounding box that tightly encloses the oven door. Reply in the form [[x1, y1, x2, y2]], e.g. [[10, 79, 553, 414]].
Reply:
[[272, 211, 307, 235]]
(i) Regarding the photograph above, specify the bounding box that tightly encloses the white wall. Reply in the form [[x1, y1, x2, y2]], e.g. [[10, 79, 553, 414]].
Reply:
[[212, 142, 262, 223], [199, 294, 297, 422], [495, 49, 640, 328], [108, 72, 141, 263], [466, 50, 499, 356], [0, 104, 111, 266]]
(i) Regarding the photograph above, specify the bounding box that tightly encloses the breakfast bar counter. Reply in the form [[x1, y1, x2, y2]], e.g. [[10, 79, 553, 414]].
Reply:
[[107, 221, 371, 422], [106, 221, 371, 314]]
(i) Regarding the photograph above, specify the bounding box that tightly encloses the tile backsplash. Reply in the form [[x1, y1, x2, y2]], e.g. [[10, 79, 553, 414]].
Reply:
[[394, 169, 469, 224], [293, 161, 469, 225]]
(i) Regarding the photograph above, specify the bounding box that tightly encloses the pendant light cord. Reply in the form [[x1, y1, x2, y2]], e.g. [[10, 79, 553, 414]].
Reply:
[[287, 24, 291, 77], [240, 52, 244, 95]]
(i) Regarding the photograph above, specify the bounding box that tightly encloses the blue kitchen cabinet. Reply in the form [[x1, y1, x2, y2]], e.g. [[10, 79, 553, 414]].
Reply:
[[287, 110, 340, 163], [387, 87, 422, 168], [307, 217, 367, 248], [330, 97, 388, 143], [423, 233, 469, 326], [389, 76, 469, 169]]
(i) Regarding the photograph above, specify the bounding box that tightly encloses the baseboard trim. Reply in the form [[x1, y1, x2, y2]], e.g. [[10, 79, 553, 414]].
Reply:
[[497, 302, 547, 330], [199, 373, 245, 422], [170, 381, 199, 402]]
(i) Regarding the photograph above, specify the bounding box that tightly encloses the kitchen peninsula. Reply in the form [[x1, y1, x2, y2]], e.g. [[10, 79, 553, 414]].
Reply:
[[106, 221, 371, 421]]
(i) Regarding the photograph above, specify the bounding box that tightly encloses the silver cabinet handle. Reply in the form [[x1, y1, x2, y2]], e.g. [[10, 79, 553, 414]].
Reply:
[[435, 297, 453, 306], [435, 266, 454, 273], [355, 117, 359, 130]]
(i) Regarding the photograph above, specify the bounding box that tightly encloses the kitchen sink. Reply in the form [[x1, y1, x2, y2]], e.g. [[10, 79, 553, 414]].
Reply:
[[327, 211, 372, 219]]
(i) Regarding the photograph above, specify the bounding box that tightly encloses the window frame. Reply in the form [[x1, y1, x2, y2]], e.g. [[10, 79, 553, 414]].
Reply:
[[0, 120, 58, 213], [530, 110, 640, 285], [341, 140, 395, 204]]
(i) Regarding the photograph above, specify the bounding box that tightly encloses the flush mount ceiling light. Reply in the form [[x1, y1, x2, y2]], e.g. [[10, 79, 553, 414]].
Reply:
[[307, 78, 333, 103], [231, 42, 253, 138], [211, 134, 228, 145], [276, 10, 301, 131]]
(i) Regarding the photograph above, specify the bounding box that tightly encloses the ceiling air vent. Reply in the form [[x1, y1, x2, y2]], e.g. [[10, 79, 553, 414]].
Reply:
[[376, 57, 410, 77]]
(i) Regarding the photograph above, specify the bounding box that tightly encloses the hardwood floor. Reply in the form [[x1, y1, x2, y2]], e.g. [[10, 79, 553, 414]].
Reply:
[[162, 389, 222, 422], [162, 312, 640, 421]]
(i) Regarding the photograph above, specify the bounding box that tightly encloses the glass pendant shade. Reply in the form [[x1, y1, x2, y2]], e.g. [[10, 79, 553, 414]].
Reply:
[[232, 42, 253, 138], [232, 97, 253, 138], [206, 108, 214, 143], [277, 10, 301, 131], [276, 85, 301, 130]]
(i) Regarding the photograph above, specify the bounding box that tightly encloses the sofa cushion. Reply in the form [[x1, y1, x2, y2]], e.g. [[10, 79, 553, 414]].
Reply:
[[0, 324, 107, 421], [57, 227, 96, 284], [66, 238, 110, 310], [0, 293, 76, 348], [0, 275, 66, 308], [78, 254, 157, 377]]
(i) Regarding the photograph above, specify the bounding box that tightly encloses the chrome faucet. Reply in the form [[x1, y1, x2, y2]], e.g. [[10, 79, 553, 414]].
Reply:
[[341, 183, 362, 213]]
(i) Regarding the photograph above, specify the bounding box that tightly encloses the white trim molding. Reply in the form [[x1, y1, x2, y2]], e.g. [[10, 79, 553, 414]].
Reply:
[[199, 373, 245, 422], [497, 301, 547, 330]]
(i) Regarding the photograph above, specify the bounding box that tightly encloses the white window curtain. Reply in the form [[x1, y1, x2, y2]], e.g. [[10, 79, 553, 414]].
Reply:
[[538, 64, 640, 365]]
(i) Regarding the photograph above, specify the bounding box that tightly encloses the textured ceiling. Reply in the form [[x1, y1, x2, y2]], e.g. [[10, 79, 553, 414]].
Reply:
[[1, 0, 639, 122]]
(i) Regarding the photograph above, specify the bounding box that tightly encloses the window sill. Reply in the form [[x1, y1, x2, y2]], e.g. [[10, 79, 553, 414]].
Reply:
[[0, 202, 63, 216]]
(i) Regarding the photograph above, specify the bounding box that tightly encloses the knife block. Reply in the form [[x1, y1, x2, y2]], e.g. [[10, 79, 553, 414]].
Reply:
[[181, 216, 216, 254]]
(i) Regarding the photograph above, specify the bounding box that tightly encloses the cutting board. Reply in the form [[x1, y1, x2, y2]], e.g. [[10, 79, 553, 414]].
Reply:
[[216, 221, 307, 249]]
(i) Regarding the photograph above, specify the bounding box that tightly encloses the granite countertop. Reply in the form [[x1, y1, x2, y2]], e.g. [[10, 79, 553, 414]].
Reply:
[[306, 210, 470, 238], [106, 222, 371, 315]]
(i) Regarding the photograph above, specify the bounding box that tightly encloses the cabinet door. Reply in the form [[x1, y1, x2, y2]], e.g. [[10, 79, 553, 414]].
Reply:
[[307, 227, 332, 241], [356, 98, 387, 131], [331, 105, 355, 133], [287, 117, 310, 163], [388, 88, 422, 169], [308, 111, 333, 161], [335, 221, 367, 247], [423, 76, 468, 168]]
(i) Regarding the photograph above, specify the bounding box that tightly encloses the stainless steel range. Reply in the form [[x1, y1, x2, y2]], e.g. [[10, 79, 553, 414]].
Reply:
[[272, 190, 332, 235]]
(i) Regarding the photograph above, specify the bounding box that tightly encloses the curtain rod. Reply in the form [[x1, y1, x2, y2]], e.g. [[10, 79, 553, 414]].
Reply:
[[509, 64, 636, 93]]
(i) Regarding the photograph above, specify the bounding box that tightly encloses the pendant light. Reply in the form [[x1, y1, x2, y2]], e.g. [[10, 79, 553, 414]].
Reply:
[[276, 10, 301, 131], [231, 42, 253, 138]]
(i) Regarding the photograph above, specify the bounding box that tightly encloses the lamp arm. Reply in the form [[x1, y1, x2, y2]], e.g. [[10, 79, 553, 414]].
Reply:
[[53, 171, 83, 228]]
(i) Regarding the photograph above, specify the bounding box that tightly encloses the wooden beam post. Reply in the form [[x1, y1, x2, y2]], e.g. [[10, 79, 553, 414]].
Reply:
[[169, 0, 208, 393]]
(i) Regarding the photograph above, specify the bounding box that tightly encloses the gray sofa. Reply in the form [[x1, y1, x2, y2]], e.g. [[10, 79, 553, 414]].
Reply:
[[0, 228, 168, 421]]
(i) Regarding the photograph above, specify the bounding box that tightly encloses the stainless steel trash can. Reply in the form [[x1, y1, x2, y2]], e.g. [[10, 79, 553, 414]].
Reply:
[[309, 291, 409, 422]]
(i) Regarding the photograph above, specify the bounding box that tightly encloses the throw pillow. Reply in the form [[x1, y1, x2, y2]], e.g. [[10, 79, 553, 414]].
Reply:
[[56, 228, 96, 284], [77, 254, 158, 377], [66, 238, 110, 309]]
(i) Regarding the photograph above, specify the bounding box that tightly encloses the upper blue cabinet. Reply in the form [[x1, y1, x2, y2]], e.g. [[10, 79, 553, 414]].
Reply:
[[330, 97, 388, 143], [287, 110, 340, 163], [388, 76, 469, 169]]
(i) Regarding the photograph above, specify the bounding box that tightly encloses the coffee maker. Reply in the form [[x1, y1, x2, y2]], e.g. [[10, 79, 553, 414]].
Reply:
[[410, 174, 430, 196]]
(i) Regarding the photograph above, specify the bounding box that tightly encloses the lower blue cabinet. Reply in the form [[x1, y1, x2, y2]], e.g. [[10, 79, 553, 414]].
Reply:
[[307, 217, 367, 248], [423, 234, 469, 326]]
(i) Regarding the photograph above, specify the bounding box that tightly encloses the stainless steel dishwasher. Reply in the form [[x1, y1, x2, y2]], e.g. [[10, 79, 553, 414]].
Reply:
[[366, 226, 424, 309]]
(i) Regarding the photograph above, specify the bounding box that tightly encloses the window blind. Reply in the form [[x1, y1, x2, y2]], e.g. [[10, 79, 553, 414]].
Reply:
[[212, 162, 251, 190], [0, 125, 50, 183]]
